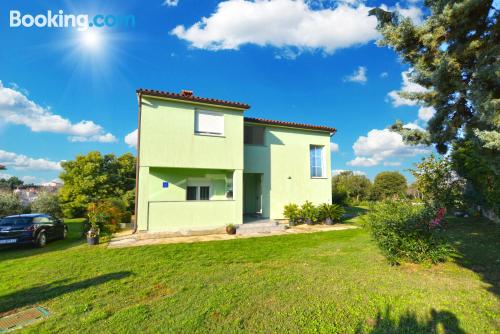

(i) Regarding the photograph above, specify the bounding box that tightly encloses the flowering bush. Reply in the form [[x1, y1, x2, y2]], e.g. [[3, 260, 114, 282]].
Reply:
[[364, 201, 452, 264], [87, 198, 130, 234]]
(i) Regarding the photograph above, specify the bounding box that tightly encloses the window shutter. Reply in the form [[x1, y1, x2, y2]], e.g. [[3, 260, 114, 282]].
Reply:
[[195, 110, 224, 135]]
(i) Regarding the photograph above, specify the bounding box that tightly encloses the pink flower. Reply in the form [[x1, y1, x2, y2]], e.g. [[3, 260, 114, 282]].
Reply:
[[429, 208, 446, 228]]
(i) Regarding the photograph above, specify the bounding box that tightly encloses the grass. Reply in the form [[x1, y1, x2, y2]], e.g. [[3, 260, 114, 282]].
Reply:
[[0, 214, 498, 333]]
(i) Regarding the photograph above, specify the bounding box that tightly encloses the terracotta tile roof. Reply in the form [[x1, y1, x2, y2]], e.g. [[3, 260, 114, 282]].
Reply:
[[244, 117, 336, 134], [137, 89, 250, 110]]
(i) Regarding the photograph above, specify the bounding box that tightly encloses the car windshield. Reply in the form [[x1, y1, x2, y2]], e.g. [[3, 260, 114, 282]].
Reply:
[[0, 217, 33, 227]]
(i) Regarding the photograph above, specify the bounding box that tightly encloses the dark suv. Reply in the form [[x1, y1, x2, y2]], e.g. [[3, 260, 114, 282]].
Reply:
[[0, 214, 68, 248]]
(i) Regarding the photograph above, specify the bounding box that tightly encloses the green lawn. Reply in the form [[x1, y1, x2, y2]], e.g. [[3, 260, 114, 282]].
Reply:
[[0, 215, 498, 333]]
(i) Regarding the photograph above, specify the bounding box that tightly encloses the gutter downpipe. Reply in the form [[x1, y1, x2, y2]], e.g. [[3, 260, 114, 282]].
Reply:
[[133, 92, 142, 234]]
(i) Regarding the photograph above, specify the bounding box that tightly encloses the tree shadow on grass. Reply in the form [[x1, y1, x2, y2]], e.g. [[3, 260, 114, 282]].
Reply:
[[357, 306, 466, 334], [0, 271, 132, 315], [445, 216, 500, 297]]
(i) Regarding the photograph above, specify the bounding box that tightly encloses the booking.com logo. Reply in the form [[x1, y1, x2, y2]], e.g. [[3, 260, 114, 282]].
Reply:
[[9, 10, 135, 31]]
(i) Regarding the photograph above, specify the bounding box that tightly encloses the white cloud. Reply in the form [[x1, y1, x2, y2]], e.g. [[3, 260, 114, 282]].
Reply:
[[394, 3, 424, 25], [383, 161, 402, 166], [0, 150, 62, 171], [347, 128, 429, 167], [171, 0, 379, 55], [69, 133, 117, 143], [330, 142, 339, 152], [403, 122, 425, 131], [418, 106, 435, 122], [0, 81, 117, 143], [387, 70, 428, 107], [380, 72, 388, 78], [0, 172, 12, 179], [332, 169, 366, 176], [347, 156, 379, 167], [163, 0, 179, 6], [344, 66, 367, 84], [124, 129, 138, 149]]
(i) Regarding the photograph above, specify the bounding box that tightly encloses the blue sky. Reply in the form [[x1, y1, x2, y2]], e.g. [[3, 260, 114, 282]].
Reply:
[[0, 0, 434, 184]]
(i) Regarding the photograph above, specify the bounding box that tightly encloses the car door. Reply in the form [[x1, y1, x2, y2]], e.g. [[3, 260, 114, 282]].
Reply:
[[38, 216, 56, 240], [53, 218, 65, 239]]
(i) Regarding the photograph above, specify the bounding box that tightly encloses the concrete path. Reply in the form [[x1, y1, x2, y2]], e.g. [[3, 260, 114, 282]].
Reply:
[[108, 224, 359, 249]]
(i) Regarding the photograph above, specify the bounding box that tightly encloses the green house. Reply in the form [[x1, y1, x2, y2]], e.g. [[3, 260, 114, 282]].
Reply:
[[135, 89, 336, 233]]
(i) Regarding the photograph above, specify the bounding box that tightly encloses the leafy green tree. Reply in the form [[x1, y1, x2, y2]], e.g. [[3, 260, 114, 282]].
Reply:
[[332, 171, 372, 203], [31, 192, 63, 218], [59, 152, 136, 218], [410, 155, 465, 208], [451, 140, 500, 214], [370, 1, 499, 213], [0, 191, 23, 216], [371, 171, 408, 200], [0, 177, 24, 190]]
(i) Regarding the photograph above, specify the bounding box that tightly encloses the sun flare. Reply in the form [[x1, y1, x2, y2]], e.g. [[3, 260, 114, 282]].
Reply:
[[80, 29, 102, 50]]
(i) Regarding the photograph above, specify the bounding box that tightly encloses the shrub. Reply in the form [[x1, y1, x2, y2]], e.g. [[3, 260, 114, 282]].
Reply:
[[0, 191, 23, 216], [31, 192, 62, 218], [332, 189, 348, 205], [283, 203, 300, 226], [318, 204, 345, 224], [299, 201, 318, 225], [87, 198, 131, 234], [364, 201, 452, 264]]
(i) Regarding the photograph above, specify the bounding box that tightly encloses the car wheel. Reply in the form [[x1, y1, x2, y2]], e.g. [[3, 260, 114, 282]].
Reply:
[[62, 227, 68, 240], [36, 232, 47, 248]]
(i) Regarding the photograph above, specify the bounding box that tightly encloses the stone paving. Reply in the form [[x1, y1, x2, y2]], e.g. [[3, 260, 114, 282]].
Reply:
[[108, 224, 359, 249]]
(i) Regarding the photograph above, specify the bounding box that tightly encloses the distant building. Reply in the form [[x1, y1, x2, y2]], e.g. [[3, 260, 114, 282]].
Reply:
[[12, 180, 62, 206]]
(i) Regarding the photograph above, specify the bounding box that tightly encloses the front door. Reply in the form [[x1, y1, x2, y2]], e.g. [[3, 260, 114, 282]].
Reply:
[[243, 173, 262, 215]]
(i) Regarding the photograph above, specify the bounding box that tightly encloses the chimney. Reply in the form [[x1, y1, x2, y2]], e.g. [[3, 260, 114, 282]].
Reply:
[[181, 90, 193, 97]]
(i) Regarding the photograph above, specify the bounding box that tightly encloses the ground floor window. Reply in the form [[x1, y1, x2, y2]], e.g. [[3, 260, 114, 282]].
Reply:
[[186, 182, 211, 201]]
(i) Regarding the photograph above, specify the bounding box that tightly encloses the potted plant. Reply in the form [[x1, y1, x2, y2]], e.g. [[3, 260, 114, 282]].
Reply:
[[300, 201, 317, 225], [86, 221, 100, 245], [226, 224, 237, 235], [87, 203, 101, 245], [283, 203, 300, 226], [319, 203, 345, 225]]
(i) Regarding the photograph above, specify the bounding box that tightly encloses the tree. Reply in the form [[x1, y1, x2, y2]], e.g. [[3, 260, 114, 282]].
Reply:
[[332, 171, 372, 203], [0, 191, 23, 216], [451, 140, 500, 214], [371, 171, 407, 200], [31, 192, 63, 218], [59, 152, 136, 218], [370, 1, 499, 213], [0, 177, 24, 190], [410, 155, 465, 208]]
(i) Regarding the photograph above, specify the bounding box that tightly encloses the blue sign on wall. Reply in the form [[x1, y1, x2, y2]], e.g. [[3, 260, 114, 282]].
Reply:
[[162, 181, 169, 188]]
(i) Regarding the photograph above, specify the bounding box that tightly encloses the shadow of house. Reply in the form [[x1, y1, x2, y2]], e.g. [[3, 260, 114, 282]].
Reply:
[[0, 271, 133, 314], [446, 217, 500, 297], [357, 306, 466, 334]]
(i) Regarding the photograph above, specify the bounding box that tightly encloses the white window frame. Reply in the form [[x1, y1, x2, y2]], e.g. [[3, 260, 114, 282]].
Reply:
[[310, 145, 326, 178], [186, 179, 212, 201], [194, 110, 224, 136]]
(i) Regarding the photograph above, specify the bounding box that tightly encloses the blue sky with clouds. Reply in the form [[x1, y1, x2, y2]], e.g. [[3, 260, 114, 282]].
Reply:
[[0, 0, 434, 184]]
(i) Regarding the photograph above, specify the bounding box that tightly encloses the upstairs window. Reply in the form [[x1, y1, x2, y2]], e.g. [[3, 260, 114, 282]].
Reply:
[[244, 125, 265, 145], [310, 145, 325, 178], [195, 110, 224, 136]]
